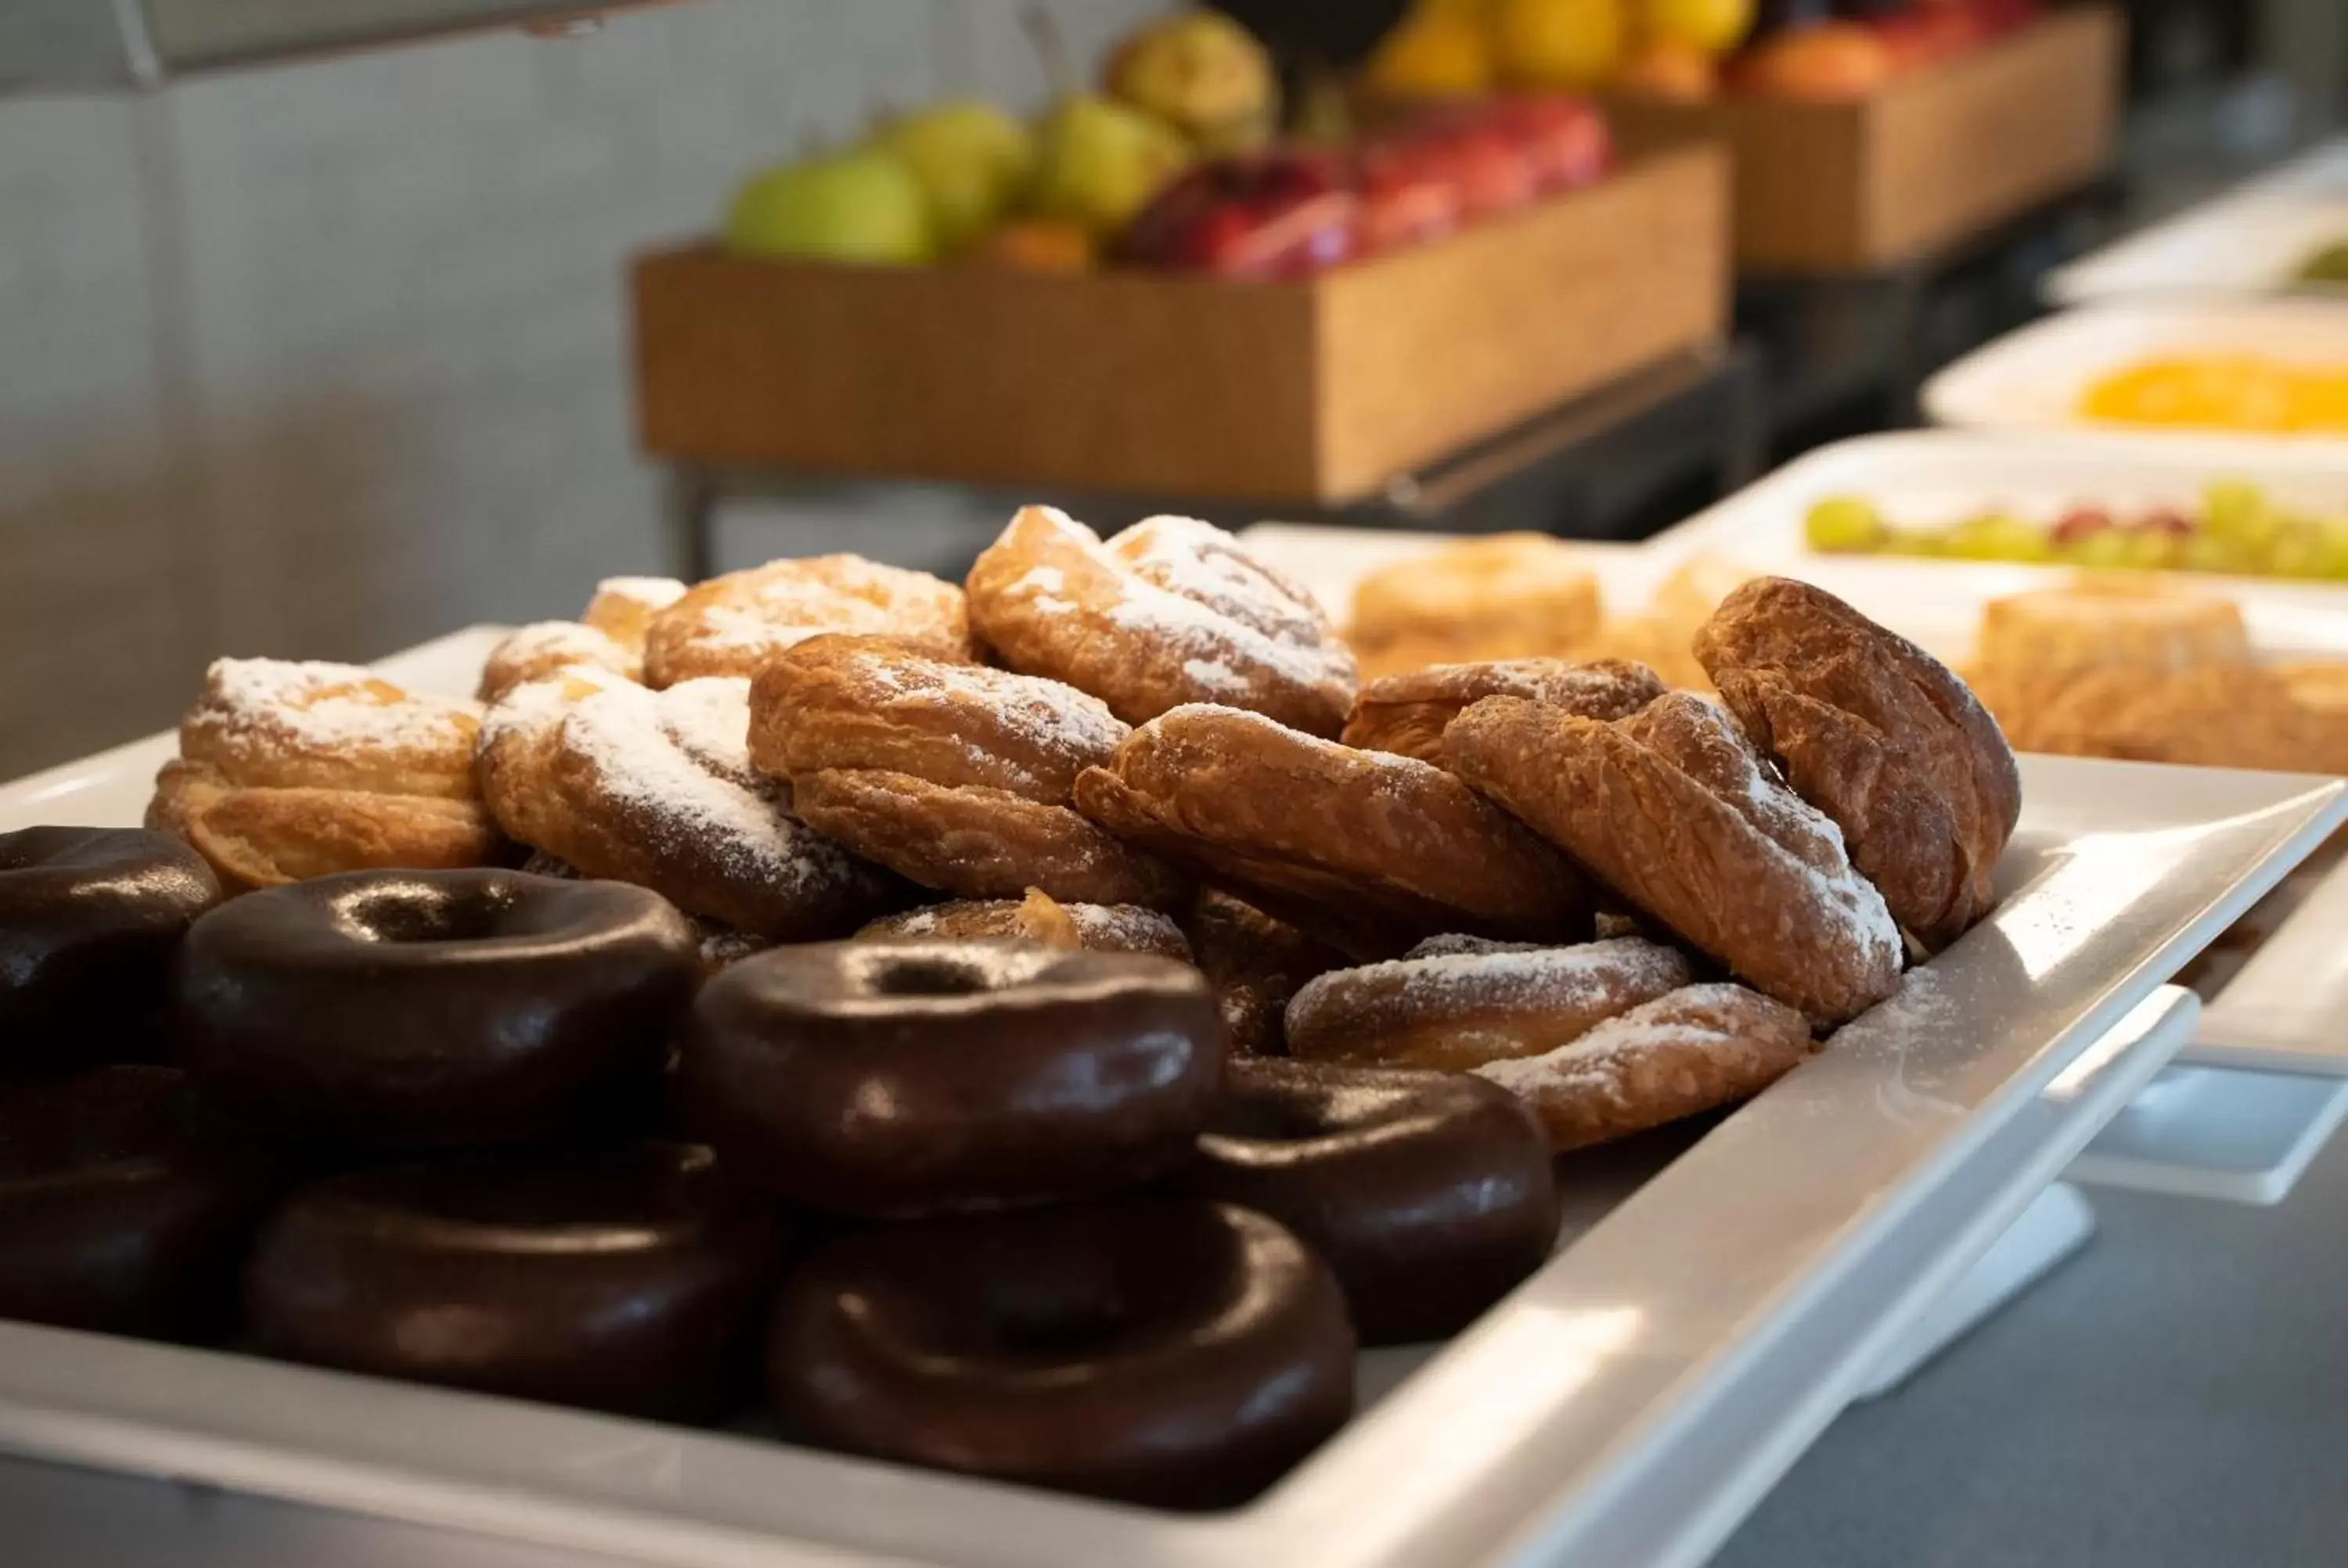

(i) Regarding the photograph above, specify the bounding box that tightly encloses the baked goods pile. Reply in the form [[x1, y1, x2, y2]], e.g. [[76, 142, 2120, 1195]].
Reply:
[[0, 511, 2022, 1507]]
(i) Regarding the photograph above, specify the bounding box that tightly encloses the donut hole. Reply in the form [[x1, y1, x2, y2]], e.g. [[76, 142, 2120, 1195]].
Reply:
[[839, 943, 1061, 1002], [870, 956, 996, 997], [337, 883, 513, 946]]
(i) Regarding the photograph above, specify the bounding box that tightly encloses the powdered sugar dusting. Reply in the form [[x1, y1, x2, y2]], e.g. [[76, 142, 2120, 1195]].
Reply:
[[1064, 901, 1189, 956], [477, 666, 632, 747], [655, 677, 759, 789], [196, 657, 476, 753], [1287, 936, 1696, 1046], [823, 641, 1127, 793], [492, 622, 628, 666], [995, 509, 1354, 700], [1655, 699, 1903, 976], [1474, 982, 1794, 1096], [679, 557, 962, 658], [1114, 516, 1331, 648], [560, 682, 852, 895], [595, 577, 687, 610]]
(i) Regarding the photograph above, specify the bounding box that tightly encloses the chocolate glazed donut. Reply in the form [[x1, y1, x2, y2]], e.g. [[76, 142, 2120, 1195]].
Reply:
[[769, 1200, 1355, 1508], [247, 1143, 784, 1421], [175, 869, 697, 1150], [682, 940, 1225, 1216], [0, 828, 221, 1075], [1176, 1059, 1559, 1344], [0, 1066, 282, 1340]]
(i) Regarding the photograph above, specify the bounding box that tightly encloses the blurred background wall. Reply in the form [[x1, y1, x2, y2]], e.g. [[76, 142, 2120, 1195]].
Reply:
[[0, 0, 2342, 780], [0, 0, 1157, 777]]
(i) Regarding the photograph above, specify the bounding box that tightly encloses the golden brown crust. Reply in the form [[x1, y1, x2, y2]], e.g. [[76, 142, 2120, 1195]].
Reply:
[[1694, 577, 2021, 952], [793, 769, 1188, 908], [966, 506, 1357, 737], [1978, 580, 2251, 679], [1073, 705, 1590, 959], [643, 556, 971, 686], [477, 622, 638, 702], [1285, 935, 1695, 1072], [855, 888, 1194, 962], [1975, 662, 2348, 775], [475, 673, 902, 938], [1442, 693, 1903, 1025], [750, 635, 1185, 907], [1342, 658, 1666, 763], [153, 659, 501, 889], [146, 762, 502, 889], [1474, 982, 1814, 1152], [1182, 889, 1349, 1056]]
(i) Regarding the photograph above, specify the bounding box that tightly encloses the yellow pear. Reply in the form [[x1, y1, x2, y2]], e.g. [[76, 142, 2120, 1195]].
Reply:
[[1493, 0, 1626, 91]]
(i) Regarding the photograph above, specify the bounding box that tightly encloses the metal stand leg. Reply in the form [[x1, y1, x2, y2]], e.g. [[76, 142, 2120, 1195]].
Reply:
[[665, 467, 718, 583], [1850, 1182, 2097, 1401]]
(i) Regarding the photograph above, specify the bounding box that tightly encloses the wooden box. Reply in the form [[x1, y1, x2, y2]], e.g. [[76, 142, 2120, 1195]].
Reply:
[[632, 142, 1727, 508], [1607, 5, 2122, 274]]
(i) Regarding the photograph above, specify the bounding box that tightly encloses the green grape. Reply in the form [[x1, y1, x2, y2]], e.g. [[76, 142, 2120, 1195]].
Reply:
[[2202, 479, 2280, 550], [2268, 521, 2332, 578], [2114, 529, 2181, 570], [2181, 532, 2249, 576], [2060, 530, 2138, 570], [1946, 513, 2053, 562], [1806, 495, 1886, 552], [2319, 520, 2348, 579], [1885, 527, 1946, 558]]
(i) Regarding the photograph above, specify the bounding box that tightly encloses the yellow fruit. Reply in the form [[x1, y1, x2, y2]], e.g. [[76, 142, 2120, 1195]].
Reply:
[[1493, 0, 1624, 91], [1637, 0, 1754, 56], [1363, 9, 1496, 99]]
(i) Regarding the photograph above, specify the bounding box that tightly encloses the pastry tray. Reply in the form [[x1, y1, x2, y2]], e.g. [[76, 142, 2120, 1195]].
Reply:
[[0, 626, 2336, 1568], [2044, 136, 2348, 306], [1919, 298, 2348, 441]]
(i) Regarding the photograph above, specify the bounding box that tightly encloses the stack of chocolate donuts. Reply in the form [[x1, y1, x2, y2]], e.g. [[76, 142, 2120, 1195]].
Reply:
[[0, 508, 2024, 1507]]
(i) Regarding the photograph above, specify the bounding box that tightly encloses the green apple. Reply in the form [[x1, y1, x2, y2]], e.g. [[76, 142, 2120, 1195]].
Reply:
[[1028, 92, 1191, 241], [877, 99, 1035, 255], [725, 148, 934, 265]]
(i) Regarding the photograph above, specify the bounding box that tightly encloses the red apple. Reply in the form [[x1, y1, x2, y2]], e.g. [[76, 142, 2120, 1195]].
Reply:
[[1355, 137, 1466, 256], [1117, 149, 1363, 279], [1482, 95, 1614, 194]]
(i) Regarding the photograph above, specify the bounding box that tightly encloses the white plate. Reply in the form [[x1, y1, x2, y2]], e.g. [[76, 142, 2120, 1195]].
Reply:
[[1922, 300, 2348, 441], [0, 631, 2336, 1568], [1639, 430, 2348, 657], [2047, 142, 2348, 305]]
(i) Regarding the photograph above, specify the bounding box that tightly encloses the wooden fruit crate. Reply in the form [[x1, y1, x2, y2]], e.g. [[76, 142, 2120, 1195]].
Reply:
[[631, 141, 1728, 508], [1607, 4, 2122, 274]]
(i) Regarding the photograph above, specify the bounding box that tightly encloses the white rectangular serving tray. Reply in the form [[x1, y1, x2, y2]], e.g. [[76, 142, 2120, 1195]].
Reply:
[[1921, 299, 2348, 441], [0, 624, 2335, 1568], [2046, 138, 2348, 305]]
